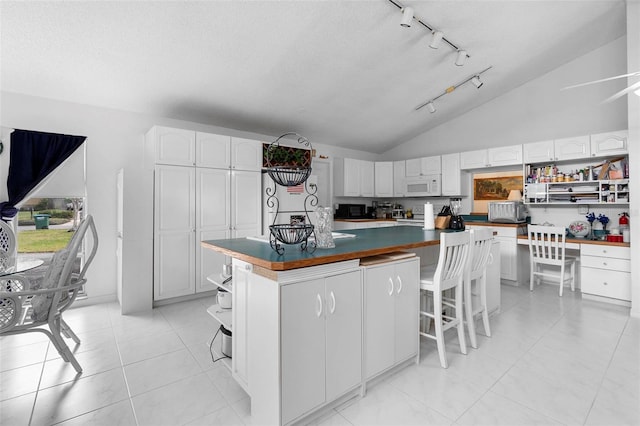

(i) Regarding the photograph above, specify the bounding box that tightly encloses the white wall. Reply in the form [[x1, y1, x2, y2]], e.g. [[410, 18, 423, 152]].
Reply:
[[0, 92, 377, 305], [382, 36, 628, 160]]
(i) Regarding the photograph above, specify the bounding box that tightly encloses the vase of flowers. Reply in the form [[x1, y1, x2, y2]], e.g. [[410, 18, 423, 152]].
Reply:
[[585, 212, 596, 240], [597, 214, 609, 239]]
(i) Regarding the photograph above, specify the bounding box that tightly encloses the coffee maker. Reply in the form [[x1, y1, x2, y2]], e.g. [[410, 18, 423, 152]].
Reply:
[[448, 198, 465, 231]]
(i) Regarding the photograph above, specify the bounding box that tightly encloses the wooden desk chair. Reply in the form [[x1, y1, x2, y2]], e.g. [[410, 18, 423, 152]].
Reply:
[[419, 231, 470, 368], [527, 224, 576, 297], [0, 215, 98, 373]]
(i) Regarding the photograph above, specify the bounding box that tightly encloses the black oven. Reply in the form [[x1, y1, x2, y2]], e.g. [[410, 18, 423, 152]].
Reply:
[[335, 204, 367, 219]]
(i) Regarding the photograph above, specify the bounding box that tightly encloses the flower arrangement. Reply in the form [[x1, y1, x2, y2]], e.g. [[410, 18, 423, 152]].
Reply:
[[585, 212, 596, 223], [597, 214, 609, 228]]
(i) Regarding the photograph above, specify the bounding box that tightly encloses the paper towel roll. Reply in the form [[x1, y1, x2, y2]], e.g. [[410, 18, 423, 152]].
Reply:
[[423, 203, 435, 230]]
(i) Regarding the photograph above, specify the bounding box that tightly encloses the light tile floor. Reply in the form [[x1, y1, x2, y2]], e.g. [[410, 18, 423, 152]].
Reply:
[[1, 284, 638, 425]]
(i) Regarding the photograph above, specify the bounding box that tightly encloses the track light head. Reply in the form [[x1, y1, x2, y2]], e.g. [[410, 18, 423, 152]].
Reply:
[[471, 76, 483, 88], [455, 50, 467, 66], [426, 101, 436, 113], [429, 31, 444, 49], [400, 7, 414, 27]]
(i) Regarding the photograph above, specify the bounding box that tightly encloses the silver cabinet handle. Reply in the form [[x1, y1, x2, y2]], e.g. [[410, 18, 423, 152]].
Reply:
[[329, 291, 336, 314], [316, 294, 323, 317], [388, 278, 394, 296], [396, 276, 403, 294]]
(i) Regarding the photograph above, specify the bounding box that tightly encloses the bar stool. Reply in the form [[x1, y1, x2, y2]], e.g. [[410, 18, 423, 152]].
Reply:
[[464, 228, 494, 349], [419, 231, 470, 368]]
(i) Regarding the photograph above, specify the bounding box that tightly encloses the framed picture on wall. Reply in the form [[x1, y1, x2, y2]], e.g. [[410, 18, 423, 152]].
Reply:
[[474, 175, 523, 201]]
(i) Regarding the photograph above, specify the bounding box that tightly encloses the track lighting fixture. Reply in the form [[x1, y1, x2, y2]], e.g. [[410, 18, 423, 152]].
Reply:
[[388, 0, 470, 66], [400, 7, 414, 27], [455, 50, 468, 66], [415, 66, 492, 113], [429, 30, 444, 49]]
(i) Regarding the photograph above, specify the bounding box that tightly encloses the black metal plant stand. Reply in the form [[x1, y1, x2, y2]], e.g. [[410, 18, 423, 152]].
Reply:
[[265, 133, 318, 255]]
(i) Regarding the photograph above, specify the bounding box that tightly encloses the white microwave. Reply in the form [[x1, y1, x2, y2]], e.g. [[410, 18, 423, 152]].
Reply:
[[404, 175, 441, 197]]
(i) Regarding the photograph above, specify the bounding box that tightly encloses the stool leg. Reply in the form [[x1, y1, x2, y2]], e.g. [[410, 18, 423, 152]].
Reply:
[[559, 263, 565, 297], [530, 261, 535, 291], [433, 290, 448, 368], [455, 283, 467, 356], [570, 261, 575, 292], [464, 275, 477, 349], [480, 273, 491, 337]]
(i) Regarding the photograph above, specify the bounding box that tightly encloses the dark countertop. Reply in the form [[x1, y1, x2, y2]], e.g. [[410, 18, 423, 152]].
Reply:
[[202, 226, 449, 271]]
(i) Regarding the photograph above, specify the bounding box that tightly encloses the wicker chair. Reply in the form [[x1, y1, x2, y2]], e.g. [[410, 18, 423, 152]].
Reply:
[[0, 215, 98, 373], [0, 220, 17, 272]]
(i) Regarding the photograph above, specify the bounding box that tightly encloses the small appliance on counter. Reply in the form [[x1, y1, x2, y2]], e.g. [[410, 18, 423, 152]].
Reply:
[[448, 198, 465, 231], [335, 204, 367, 219], [392, 204, 405, 219], [488, 201, 527, 223]]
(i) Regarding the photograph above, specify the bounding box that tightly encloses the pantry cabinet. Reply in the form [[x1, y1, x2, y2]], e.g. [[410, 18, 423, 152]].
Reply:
[[362, 257, 419, 380]]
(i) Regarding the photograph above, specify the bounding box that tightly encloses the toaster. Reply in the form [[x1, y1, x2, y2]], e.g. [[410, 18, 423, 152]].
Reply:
[[488, 201, 527, 223]]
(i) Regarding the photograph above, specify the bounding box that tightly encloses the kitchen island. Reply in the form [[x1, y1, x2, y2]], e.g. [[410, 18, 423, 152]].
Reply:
[[202, 226, 450, 425]]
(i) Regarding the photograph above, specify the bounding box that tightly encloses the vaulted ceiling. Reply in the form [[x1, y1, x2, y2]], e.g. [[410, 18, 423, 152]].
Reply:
[[0, 1, 627, 153]]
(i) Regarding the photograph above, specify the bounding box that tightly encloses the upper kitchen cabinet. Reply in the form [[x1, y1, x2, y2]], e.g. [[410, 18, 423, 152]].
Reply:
[[393, 161, 406, 197], [405, 156, 441, 177], [553, 135, 590, 161], [441, 153, 467, 196], [374, 161, 394, 197], [196, 132, 231, 168], [148, 126, 196, 166], [231, 137, 264, 171], [460, 145, 522, 169], [334, 158, 374, 197], [590, 130, 628, 158], [522, 140, 555, 163]]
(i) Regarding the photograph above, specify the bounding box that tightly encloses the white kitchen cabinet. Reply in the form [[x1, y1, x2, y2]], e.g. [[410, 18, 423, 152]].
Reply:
[[523, 140, 555, 163], [590, 130, 628, 157], [405, 156, 441, 177], [363, 257, 419, 380], [393, 160, 406, 197], [281, 270, 362, 424], [149, 126, 196, 166], [196, 132, 230, 168], [334, 157, 374, 197], [231, 137, 264, 171], [554, 135, 591, 161], [441, 153, 467, 196], [374, 161, 394, 197], [466, 224, 528, 284], [154, 165, 197, 300], [360, 160, 374, 197], [580, 244, 631, 304], [461, 145, 522, 169]]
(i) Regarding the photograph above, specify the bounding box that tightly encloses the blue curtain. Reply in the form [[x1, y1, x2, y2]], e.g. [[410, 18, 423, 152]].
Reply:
[[0, 129, 86, 220]]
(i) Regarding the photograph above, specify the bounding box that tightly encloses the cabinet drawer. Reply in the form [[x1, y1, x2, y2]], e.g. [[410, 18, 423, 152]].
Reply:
[[581, 268, 631, 301], [493, 227, 517, 238], [580, 244, 629, 259], [581, 255, 630, 272]]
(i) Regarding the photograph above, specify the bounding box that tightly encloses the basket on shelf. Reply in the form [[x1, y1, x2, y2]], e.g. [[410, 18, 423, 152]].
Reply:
[[265, 133, 313, 187], [269, 223, 315, 245]]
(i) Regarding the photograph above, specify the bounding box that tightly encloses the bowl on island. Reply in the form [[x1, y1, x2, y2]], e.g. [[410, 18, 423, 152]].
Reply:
[[568, 220, 589, 238]]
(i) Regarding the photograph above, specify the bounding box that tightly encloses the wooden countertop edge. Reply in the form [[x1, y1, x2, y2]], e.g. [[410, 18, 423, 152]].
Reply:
[[334, 218, 397, 222], [202, 240, 440, 271], [515, 234, 630, 247], [465, 222, 528, 228]]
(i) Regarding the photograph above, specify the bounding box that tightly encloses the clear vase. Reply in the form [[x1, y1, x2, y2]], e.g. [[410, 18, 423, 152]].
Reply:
[[587, 222, 595, 240], [315, 207, 335, 249]]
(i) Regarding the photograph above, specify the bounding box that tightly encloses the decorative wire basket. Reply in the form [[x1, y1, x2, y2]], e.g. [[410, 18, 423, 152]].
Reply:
[[269, 224, 314, 245], [266, 167, 312, 187]]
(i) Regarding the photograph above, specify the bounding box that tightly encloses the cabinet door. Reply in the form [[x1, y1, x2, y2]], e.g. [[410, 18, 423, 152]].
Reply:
[[460, 149, 488, 170], [405, 158, 422, 177], [325, 271, 362, 401], [523, 140, 554, 163], [422, 156, 441, 174], [196, 132, 230, 168], [393, 259, 419, 363], [360, 160, 375, 197], [343, 158, 361, 196], [196, 168, 231, 292], [590, 130, 628, 157], [374, 161, 394, 197], [231, 171, 262, 237], [154, 165, 196, 300], [281, 279, 326, 425], [154, 127, 195, 166], [393, 161, 406, 197], [231, 137, 263, 171], [364, 264, 395, 379], [495, 236, 517, 281], [554, 136, 590, 161], [441, 153, 463, 196], [488, 144, 522, 167]]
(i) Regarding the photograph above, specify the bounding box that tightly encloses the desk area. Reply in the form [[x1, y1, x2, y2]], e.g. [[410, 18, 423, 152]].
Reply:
[[517, 235, 631, 306]]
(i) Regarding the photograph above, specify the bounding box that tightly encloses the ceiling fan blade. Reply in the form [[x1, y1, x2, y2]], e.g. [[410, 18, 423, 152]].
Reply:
[[603, 80, 640, 103], [562, 71, 640, 90]]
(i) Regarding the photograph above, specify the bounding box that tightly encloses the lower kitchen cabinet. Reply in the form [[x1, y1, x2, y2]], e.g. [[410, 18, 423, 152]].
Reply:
[[281, 270, 362, 424], [466, 224, 528, 284], [580, 244, 631, 304], [362, 257, 419, 380]]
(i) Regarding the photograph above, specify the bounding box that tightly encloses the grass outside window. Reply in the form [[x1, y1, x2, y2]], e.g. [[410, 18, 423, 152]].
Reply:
[[18, 229, 74, 253]]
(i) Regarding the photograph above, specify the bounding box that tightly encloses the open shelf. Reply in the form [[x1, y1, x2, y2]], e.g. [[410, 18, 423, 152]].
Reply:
[[206, 304, 232, 331], [206, 274, 232, 293], [207, 333, 232, 371], [524, 179, 630, 205]]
